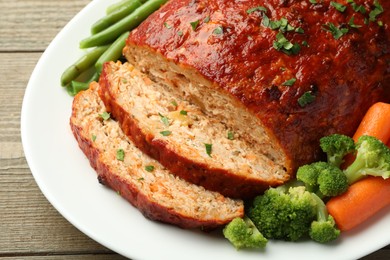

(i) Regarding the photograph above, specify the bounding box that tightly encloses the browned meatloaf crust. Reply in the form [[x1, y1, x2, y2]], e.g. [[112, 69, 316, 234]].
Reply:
[[123, 0, 390, 191], [69, 82, 244, 229]]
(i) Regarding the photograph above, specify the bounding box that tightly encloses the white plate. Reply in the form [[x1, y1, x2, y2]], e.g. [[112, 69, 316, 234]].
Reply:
[[21, 0, 390, 259]]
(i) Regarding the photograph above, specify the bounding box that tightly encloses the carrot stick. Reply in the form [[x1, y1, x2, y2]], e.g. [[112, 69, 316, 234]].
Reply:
[[341, 102, 390, 169], [352, 102, 390, 144], [330, 103, 390, 231], [326, 176, 390, 231]]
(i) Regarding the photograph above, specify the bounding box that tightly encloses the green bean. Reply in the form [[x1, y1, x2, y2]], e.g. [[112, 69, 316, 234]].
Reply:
[[61, 45, 109, 86], [95, 31, 130, 73], [79, 0, 168, 49], [91, 0, 142, 34], [107, 0, 132, 14], [66, 72, 100, 96], [66, 81, 89, 96], [106, 0, 149, 14]]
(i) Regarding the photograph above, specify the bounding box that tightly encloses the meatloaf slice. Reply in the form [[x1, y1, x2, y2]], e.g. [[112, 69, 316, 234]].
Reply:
[[124, 0, 390, 184], [99, 61, 289, 198], [69, 82, 244, 229]]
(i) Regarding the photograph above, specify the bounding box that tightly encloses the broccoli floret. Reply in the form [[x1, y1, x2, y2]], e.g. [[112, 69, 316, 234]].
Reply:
[[320, 134, 355, 167], [344, 135, 390, 184], [248, 183, 317, 241], [223, 216, 268, 250], [296, 161, 348, 198], [309, 193, 340, 243]]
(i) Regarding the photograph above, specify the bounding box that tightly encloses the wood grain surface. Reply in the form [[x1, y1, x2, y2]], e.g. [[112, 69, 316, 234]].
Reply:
[[0, 0, 388, 259]]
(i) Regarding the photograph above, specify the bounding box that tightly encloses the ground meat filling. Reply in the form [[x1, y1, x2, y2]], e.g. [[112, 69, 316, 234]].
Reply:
[[106, 62, 287, 182]]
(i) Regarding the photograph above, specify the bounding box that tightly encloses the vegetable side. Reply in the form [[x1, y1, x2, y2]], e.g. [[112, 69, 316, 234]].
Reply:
[[60, 0, 168, 96]]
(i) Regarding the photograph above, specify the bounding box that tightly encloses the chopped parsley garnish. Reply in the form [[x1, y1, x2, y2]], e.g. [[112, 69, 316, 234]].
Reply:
[[177, 31, 183, 36], [262, 16, 302, 55], [180, 110, 188, 115], [116, 149, 125, 161], [145, 165, 155, 172], [369, 0, 384, 22], [348, 16, 362, 28], [159, 113, 170, 126], [163, 22, 172, 29], [204, 16, 210, 23], [270, 19, 284, 30], [295, 27, 305, 34], [246, 6, 267, 14], [273, 32, 301, 55], [330, 1, 347, 12], [354, 4, 367, 14], [282, 78, 297, 86], [309, 0, 318, 4], [347, 0, 366, 14], [190, 20, 200, 31], [261, 15, 286, 30], [92, 134, 97, 142], [213, 26, 223, 35], [171, 100, 178, 107], [298, 91, 316, 107], [322, 22, 349, 39], [266, 17, 295, 32], [205, 143, 212, 157], [99, 112, 110, 121], [262, 14, 270, 27], [160, 130, 172, 136], [138, 177, 145, 181], [227, 131, 235, 140]]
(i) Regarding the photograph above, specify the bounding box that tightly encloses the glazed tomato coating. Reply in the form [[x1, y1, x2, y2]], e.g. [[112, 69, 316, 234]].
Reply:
[[128, 0, 390, 168]]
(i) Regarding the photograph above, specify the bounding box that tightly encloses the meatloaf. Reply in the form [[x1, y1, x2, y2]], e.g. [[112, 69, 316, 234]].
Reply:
[[123, 0, 390, 192], [99, 61, 288, 198], [69, 82, 244, 229]]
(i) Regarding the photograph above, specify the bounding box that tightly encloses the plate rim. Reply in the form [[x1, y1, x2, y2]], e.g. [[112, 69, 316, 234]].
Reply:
[[20, 0, 390, 259]]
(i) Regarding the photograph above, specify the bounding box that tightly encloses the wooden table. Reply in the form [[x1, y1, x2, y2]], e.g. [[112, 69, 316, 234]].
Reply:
[[0, 0, 388, 259]]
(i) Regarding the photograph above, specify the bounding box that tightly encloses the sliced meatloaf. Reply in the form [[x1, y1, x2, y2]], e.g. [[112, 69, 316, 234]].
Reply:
[[123, 0, 390, 186], [99, 61, 289, 198], [69, 82, 244, 229]]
